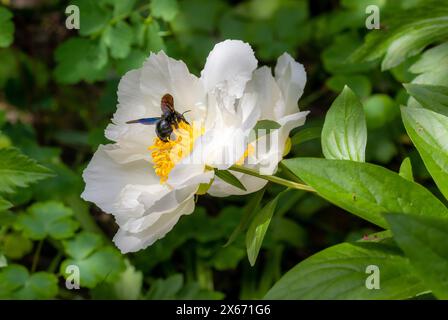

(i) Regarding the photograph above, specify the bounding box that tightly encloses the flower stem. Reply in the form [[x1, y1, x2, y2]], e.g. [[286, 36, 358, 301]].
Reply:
[[31, 240, 44, 273], [229, 165, 316, 193]]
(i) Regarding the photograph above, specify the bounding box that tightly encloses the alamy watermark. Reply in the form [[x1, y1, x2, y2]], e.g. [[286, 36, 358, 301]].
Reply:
[[365, 265, 380, 290]]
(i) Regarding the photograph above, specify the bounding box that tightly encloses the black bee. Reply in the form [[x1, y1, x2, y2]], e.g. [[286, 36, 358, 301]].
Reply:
[[126, 94, 189, 142]]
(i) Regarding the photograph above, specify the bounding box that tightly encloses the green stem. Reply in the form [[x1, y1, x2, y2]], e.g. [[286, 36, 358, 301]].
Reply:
[[31, 240, 44, 273], [229, 165, 316, 193]]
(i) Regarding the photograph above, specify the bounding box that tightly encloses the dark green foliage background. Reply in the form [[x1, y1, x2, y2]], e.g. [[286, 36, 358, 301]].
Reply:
[[1, 0, 447, 300]]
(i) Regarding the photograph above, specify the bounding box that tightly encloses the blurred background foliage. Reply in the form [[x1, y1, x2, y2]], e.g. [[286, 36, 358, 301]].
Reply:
[[0, 0, 446, 299]]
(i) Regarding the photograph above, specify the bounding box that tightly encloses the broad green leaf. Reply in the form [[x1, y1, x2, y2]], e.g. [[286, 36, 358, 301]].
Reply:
[[0, 7, 14, 48], [60, 232, 125, 288], [0, 197, 12, 211], [282, 158, 448, 228], [404, 83, 448, 117], [321, 86, 367, 162], [224, 187, 265, 247], [16, 201, 79, 240], [54, 38, 109, 84], [103, 21, 134, 59], [351, 2, 448, 70], [399, 157, 414, 181], [265, 242, 426, 299], [246, 194, 280, 266], [402, 107, 448, 200], [0, 148, 53, 194], [385, 213, 448, 299], [214, 169, 246, 191], [291, 127, 321, 146], [0, 265, 58, 299], [150, 0, 179, 21], [62, 231, 103, 260]]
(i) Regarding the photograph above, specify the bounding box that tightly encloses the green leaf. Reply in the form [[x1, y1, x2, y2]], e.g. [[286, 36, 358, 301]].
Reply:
[[385, 213, 448, 299], [0, 148, 53, 194], [214, 169, 246, 191], [351, 3, 448, 70], [224, 187, 265, 247], [147, 274, 183, 299], [146, 21, 165, 52], [108, 0, 137, 18], [399, 157, 414, 181], [2, 233, 33, 260], [402, 107, 448, 200], [321, 86, 367, 162], [290, 127, 321, 146], [103, 21, 134, 59], [54, 38, 109, 84], [16, 201, 79, 240], [246, 194, 280, 266], [0, 7, 14, 48], [0, 265, 58, 299], [73, 0, 111, 36], [150, 0, 179, 21], [0, 197, 12, 212], [409, 42, 448, 74], [112, 260, 143, 300], [115, 49, 146, 75], [60, 232, 125, 288], [282, 158, 448, 228], [265, 242, 426, 299], [404, 83, 448, 117]]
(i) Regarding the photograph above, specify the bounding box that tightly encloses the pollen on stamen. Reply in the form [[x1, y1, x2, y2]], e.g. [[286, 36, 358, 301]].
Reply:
[[149, 121, 200, 184]]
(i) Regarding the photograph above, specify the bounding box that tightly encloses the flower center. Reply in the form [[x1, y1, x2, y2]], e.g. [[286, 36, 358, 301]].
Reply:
[[149, 121, 201, 183]]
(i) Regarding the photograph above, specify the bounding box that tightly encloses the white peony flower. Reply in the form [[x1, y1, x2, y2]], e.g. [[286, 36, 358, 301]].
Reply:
[[82, 40, 309, 253]]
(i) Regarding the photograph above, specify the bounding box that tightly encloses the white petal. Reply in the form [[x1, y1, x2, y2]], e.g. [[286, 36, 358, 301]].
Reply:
[[275, 53, 307, 115], [113, 196, 195, 253], [201, 40, 257, 100], [246, 66, 285, 120], [116, 184, 198, 233], [140, 51, 205, 120], [81, 145, 161, 215]]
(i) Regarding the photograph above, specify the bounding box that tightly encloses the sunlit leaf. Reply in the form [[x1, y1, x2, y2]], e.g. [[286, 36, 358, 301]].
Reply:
[[265, 242, 426, 299], [282, 158, 448, 228], [321, 86, 367, 162], [401, 107, 448, 200]]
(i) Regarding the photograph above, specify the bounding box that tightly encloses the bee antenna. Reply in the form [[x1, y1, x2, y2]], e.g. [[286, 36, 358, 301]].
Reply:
[[182, 110, 191, 116]]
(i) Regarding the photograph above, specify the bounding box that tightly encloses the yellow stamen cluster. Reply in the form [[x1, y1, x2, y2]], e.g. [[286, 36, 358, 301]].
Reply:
[[236, 143, 255, 165], [149, 121, 199, 183]]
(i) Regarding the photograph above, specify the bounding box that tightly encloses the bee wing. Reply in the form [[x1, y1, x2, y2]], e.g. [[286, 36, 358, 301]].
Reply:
[[161, 93, 175, 113], [126, 117, 161, 125]]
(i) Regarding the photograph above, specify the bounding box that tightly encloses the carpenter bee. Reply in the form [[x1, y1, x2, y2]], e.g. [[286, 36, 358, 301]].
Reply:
[[126, 94, 190, 142]]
